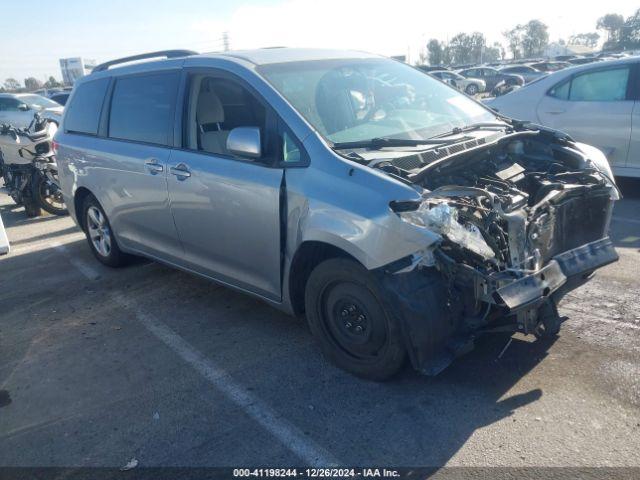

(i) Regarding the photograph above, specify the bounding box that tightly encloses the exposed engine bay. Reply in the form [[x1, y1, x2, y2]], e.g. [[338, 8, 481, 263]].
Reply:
[[393, 131, 616, 275], [377, 128, 619, 374]]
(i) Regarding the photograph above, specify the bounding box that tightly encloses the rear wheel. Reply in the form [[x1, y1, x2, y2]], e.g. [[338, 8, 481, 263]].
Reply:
[[32, 171, 67, 216], [23, 197, 42, 217], [305, 258, 406, 381], [82, 195, 131, 267]]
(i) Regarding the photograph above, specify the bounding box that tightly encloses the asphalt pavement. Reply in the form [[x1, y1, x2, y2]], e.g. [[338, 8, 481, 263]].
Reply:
[[0, 179, 639, 470]]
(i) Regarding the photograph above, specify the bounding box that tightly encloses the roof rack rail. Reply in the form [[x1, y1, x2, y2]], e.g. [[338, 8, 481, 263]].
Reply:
[[92, 50, 198, 72]]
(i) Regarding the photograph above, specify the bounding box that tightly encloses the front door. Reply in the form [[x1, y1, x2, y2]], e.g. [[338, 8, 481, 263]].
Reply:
[[0, 97, 33, 128], [168, 71, 283, 300], [537, 65, 634, 168]]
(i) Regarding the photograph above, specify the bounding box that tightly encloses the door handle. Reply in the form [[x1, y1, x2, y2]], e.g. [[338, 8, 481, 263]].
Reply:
[[170, 163, 191, 179], [144, 158, 163, 175], [544, 110, 565, 115]]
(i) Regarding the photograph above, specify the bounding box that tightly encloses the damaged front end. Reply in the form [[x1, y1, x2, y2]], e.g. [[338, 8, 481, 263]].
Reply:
[[380, 126, 619, 374]]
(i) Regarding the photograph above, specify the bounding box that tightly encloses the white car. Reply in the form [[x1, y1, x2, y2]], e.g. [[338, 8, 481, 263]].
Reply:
[[0, 93, 64, 129], [486, 57, 639, 178], [430, 70, 486, 95]]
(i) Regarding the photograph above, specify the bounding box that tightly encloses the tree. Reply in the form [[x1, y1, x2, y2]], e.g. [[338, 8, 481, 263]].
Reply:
[[597, 13, 625, 45], [521, 20, 549, 57], [446, 32, 487, 65], [569, 32, 600, 47], [24, 77, 43, 91], [4, 78, 21, 91], [426, 39, 444, 66], [503, 25, 525, 59], [620, 8, 640, 50], [504, 20, 549, 59], [43, 76, 62, 89], [483, 42, 504, 63]]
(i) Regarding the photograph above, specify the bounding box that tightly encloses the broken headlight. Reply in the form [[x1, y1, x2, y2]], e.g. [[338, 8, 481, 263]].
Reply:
[[399, 202, 495, 259]]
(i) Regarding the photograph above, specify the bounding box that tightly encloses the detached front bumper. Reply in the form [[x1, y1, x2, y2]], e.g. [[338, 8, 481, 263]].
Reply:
[[490, 237, 618, 311]]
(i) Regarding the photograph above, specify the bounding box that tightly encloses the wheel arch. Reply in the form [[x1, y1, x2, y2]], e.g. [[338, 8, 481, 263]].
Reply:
[[287, 240, 361, 316], [73, 186, 94, 231]]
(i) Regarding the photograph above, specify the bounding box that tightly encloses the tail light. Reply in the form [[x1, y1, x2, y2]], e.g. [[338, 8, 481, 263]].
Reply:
[[51, 140, 59, 155]]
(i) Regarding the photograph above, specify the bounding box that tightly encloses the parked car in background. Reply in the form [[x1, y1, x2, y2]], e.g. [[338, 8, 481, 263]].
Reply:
[[49, 92, 70, 106], [486, 57, 639, 178], [0, 93, 63, 128], [568, 57, 602, 65], [530, 61, 570, 72], [457, 66, 524, 91], [416, 65, 449, 73], [55, 48, 618, 380], [499, 64, 547, 83], [430, 70, 485, 95], [554, 55, 578, 61]]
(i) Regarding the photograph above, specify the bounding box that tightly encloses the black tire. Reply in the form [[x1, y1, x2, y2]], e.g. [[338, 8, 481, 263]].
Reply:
[[23, 197, 42, 217], [465, 83, 479, 96], [32, 171, 67, 216], [535, 301, 561, 339], [305, 258, 406, 381], [82, 195, 131, 267]]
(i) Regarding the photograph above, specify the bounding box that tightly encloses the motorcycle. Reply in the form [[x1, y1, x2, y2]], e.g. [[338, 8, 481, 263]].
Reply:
[[0, 113, 67, 217]]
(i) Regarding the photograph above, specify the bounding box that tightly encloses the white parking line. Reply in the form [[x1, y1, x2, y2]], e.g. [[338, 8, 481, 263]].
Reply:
[[113, 293, 339, 467], [54, 241, 339, 466], [52, 242, 101, 281]]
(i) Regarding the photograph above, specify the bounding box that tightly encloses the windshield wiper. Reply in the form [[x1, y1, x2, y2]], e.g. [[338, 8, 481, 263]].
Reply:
[[431, 122, 510, 139], [332, 136, 464, 151]]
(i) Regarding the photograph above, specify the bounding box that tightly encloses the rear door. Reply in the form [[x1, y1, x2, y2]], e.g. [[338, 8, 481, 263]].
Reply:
[[537, 64, 633, 168], [98, 70, 184, 261], [167, 69, 284, 300]]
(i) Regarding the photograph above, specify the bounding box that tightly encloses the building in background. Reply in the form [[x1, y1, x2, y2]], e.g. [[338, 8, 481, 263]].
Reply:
[[59, 58, 96, 86], [543, 43, 595, 58]]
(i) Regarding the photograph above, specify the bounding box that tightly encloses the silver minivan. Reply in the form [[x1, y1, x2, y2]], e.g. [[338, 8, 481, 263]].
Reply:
[[55, 49, 619, 380]]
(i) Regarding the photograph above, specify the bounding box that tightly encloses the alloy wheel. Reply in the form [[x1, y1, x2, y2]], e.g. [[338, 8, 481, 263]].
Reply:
[[86, 206, 112, 257]]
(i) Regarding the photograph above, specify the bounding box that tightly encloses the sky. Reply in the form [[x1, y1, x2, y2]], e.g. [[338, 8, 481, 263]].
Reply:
[[0, 0, 638, 83]]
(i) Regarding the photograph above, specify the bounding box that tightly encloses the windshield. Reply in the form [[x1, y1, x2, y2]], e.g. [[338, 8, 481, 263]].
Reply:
[[258, 58, 497, 144], [18, 94, 60, 109]]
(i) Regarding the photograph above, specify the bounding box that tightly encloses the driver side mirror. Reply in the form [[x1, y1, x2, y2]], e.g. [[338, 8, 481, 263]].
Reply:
[[18, 103, 29, 112], [226, 127, 262, 159]]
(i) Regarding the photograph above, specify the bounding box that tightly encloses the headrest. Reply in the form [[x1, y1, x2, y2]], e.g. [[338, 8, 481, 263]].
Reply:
[[197, 90, 224, 124]]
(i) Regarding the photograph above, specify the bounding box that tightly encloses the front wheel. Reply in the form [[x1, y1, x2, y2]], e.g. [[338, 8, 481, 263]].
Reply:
[[305, 258, 406, 381], [32, 171, 67, 216], [465, 83, 479, 96]]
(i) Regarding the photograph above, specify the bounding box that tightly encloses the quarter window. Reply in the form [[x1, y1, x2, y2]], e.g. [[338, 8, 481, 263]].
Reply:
[[282, 130, 302, 163], [64, 78, 109, 135], [108, 72, 179, 145], [549, 80, 570, 100]]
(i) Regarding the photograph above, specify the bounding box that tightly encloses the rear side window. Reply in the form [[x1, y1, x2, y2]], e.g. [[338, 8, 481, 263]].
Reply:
[[548, 67, 630, 102], [64, 78, 109, 135], [569, 67, 629, 101], [108, 72, 179, 146]]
